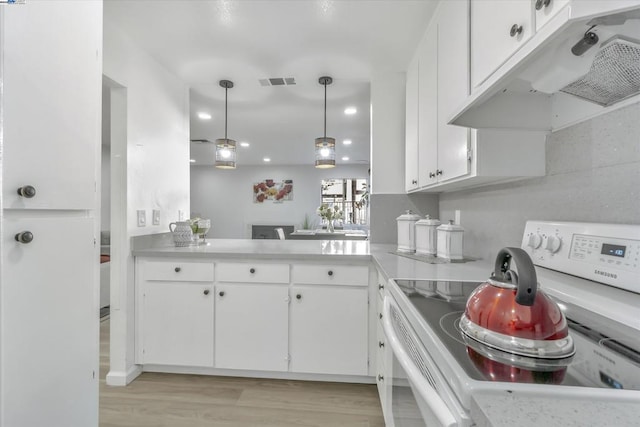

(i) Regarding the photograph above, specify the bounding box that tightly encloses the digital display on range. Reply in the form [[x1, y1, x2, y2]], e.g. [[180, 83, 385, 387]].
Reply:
[[601, 243, 626, 258]]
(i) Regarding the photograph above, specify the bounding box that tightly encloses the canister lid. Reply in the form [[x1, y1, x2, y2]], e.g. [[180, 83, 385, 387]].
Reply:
[[436, 219, 464, 231], [415, 214, 441, 226], [396, 210, 421, 221]]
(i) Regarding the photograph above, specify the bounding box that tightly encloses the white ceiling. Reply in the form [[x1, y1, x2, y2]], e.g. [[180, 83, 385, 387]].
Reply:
[[104, 0, 437, 166]]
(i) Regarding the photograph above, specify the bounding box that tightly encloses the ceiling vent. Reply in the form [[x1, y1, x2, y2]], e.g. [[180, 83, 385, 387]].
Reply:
[[259, 77, 296, 87]]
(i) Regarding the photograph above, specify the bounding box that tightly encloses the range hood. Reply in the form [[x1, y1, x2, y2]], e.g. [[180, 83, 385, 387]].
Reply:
[[450, 3, 640, 131]]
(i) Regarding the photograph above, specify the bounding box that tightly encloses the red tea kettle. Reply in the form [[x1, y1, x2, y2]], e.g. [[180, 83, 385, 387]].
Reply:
[[459, 247, 575, 360]]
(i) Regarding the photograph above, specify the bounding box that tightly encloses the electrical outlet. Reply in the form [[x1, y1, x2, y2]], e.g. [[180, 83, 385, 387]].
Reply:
[[178, 210, 185, 221], [152, 210, 160, 225], [137, 210, 146, 227]]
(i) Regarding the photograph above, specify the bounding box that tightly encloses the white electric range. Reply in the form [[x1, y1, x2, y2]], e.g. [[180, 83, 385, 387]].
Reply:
[[381, 221, 640, 426]]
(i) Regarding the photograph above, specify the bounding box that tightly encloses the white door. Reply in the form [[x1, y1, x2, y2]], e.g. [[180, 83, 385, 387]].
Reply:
[[418, 24, 438, 187], [470, 0, 532, 88], [290, 285, 368, 376], [2, 1, 101, 210], [215, 284, 289, 371], [437, 0, 471, 183], [1, 216, 97, 427], [140, 282, 214, 367]]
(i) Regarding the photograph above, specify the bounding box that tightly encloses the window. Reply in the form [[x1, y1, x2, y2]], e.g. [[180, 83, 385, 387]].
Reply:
[[321, 179, 369, 225]]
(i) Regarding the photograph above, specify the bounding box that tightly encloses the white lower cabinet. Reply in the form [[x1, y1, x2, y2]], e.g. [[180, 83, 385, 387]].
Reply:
[[215, 283, 289, 371], [139, 281, 214, 367], [290, 285, 369, 376]]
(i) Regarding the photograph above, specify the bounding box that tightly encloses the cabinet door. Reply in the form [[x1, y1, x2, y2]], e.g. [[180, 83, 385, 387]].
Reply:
[[215, 284, 288, 371], [3, 1, 101, 210], [437, 0, 471, 183], [418, 24, 439, 186], [470, 0, 533, 88], [405, 54, 420, 191], [290, 285, 368, 376], [535, 0, 570, 31], [2, 216, 97, 427], [140, 282, 214, 367]]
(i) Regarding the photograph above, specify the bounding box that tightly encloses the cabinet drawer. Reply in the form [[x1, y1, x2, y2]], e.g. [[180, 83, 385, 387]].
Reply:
[[292, 264, 368, 286], [141, 260, 214, 282], [216, 262, 289, 284]]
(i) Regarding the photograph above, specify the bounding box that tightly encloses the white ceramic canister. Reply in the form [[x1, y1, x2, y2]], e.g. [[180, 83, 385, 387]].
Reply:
[[436, 220, 464, 260], [415, 215, 441, 256], [396, 210, 422, 253], [169, 221, 194, 247]]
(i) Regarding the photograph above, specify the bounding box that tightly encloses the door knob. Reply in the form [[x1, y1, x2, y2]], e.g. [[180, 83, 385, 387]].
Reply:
[[436, 169, 443, 176], [219, 291, 225, 297], [296, 294, 302, 300], [379, 341, 384, 348], [327, 270, 333, 276], [17, 185, 36, 198], [429, 172, 436, 178], [15, 231, 34, 244], [377, 374, 384, 381], [510, 24, 523, 37], [174, 267, 181, 272], [535, 0, 551, 10], [249, 268, 256, 274], [378, 284, 384, 290], [203, 289, 210, 295]]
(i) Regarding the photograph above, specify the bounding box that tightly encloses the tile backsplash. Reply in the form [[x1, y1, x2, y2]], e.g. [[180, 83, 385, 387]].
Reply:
[[438, 102, 640, 262]]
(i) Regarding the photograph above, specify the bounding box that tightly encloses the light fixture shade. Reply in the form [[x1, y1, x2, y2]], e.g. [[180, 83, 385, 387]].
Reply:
[[315, 137, 336, 168], [215, 138, 237, 169]]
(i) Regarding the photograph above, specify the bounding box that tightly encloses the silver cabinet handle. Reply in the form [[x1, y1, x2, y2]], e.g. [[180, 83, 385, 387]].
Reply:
[[379, 341, 385, 348], [15, 231, 34, 244], [510, 24, 523, 37], [378, 284, 384, 290], [429, 172, 436, 178], [412, 179, 417, 185], [17, 185, 36, 198], [377, 374, 384, 381], [535, 0, 551, 10], [436, 169, 443, 176]]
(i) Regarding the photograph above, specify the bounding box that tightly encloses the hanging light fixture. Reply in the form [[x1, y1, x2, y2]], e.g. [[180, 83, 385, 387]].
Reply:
[[215, 79, 237, 169], [315, 76, 336, 168]]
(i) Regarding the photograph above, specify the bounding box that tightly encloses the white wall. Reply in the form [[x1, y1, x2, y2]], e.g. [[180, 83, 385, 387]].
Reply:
[[191, 164, 369, 238], [103, 24, 190, 385]]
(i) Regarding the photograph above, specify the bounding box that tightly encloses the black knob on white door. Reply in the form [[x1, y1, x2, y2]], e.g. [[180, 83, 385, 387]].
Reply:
[[535, 0, 551, 10], [250, 268, 256, 274], [296, 294, 302, 300], [15, 231, 34, 244], [203, 289, 210, 295], [429, 172, 436, 178], [377, 375, 384, 381], [327, 270, 333, 276], [379, 341, 384, 348], [174, 267, 181, 272], [378, 284, 384, 290], [17, 185, 36, 198], [219, 291, 225, 297], [510, 24, 523, 37], [412, 179, 417, 185], [436, 169, 443, 176]]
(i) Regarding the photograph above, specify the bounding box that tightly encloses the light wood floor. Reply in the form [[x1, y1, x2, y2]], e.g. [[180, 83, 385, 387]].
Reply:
[[99, 318, 385, 427]]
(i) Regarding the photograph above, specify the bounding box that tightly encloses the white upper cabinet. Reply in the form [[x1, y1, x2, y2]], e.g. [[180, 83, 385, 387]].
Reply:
[[535, 0, 570, 31], [405, 55, 420, 192], [3, 1, 101, 210], [417, 24, 439, 187], [471, 0, 533, 88]]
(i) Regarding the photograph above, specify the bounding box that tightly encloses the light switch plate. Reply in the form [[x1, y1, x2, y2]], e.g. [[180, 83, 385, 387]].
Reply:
[[137, 210, 146, 227], [152, 210, 160, 225]]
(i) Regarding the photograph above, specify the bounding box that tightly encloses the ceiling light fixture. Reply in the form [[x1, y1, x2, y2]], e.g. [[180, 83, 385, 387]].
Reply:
[[263, 157, 271, 162], [197, 112, 212, 120], [190, 159, 196, 163], [344, 107, 357, 115], [215, 80, 237, 169], [239, 141, 250, 147], [343, 139, 352, 145], [315, 76, 336, 169], [342, 156, 349, 161]]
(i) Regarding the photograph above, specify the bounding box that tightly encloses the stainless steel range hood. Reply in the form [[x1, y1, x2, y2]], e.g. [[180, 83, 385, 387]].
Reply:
[[450, 3, 640, 131]]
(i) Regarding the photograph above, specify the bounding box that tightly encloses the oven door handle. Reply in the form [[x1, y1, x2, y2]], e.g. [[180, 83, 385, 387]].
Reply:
[[382, 296, 458, 427]]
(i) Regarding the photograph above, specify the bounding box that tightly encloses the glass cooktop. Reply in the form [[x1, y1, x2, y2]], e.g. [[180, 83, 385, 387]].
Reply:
[[394, 279, 640, 389]]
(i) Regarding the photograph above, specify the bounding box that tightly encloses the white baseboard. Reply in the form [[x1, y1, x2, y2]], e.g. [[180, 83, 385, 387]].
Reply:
[[105, 364, 142, 386]]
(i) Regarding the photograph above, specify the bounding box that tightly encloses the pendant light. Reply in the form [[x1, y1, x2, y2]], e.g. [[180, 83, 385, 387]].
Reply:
[[315, 76, 336, 168], [215, 79, 237, 169]]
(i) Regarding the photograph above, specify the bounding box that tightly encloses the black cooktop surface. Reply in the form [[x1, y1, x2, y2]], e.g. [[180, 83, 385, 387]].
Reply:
[[394, 279, 640, 388]]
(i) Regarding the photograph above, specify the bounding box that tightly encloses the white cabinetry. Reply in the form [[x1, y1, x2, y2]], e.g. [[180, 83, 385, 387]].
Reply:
[[136, 259, 214, 367], [405, 55, 420, 192], [471, 0, 533, 89], [417, 24, 439, 187], [290, 264, 369, 376], [215, 283, 289, 372]]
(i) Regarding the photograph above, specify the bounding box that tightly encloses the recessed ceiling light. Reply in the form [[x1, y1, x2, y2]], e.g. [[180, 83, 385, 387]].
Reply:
[[342, 156, 350, 161], [343, 139, 352, 145], [240, 141, 250, 147], [263, 157, 271, 162], [190, 159, 196, 163], [344, 107, 357, 115], [197, 112, 212, 120]]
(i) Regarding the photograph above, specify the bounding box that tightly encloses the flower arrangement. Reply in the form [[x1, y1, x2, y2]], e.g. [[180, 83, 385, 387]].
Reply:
[[316, 204, 343, 232]]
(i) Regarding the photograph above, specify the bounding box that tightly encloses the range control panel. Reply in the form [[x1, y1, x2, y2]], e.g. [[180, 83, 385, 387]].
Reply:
[[521, 221, 640, 294]]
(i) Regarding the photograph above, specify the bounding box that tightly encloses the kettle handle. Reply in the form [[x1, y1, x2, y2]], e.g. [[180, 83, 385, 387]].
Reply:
[[169, 222, 177, 232], [494, 247, 537, 306]]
